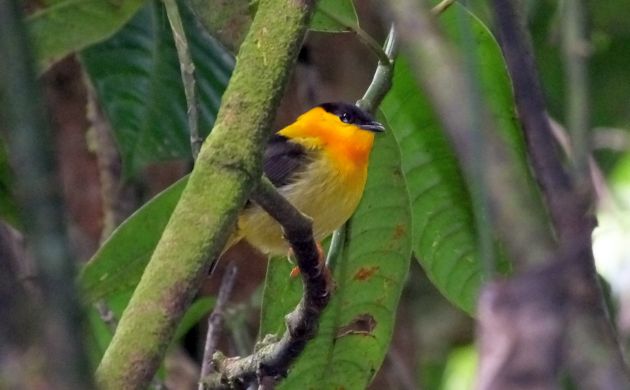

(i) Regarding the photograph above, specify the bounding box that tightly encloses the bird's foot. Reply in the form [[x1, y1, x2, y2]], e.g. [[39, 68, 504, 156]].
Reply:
[[289, 242, 325, 278]]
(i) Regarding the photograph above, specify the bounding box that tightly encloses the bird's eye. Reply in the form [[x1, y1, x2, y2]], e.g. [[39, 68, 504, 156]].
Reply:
[[340, 112, 352, 123]]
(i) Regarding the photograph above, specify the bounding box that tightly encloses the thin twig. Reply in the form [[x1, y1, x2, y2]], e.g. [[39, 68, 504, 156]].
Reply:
[[163, 0, 201, 159], [561, 0, 591, 185], [199, 265, 238, 389]]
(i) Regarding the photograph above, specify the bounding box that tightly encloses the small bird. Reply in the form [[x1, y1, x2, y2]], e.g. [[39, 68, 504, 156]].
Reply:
[[224, 102, 384, 259]]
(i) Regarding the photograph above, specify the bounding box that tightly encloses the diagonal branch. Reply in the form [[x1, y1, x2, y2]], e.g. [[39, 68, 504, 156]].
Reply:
[[95, 1, 316, 388]]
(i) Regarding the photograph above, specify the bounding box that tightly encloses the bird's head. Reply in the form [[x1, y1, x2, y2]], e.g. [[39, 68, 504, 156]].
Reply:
[[277, 102, 385, 156]]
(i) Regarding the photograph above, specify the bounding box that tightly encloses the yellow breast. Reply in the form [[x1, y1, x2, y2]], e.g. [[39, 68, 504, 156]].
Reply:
[[238, 148, 369, 255]]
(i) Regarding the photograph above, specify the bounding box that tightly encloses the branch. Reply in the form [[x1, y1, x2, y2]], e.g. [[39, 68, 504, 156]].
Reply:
[[95, 1, 316, 388], [491, 0, 589, 245], [202, 178, 331, 389]]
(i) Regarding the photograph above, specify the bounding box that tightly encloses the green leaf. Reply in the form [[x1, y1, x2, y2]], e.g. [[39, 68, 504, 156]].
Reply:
[[79, 177, 187, 303], [381, 4, 525, 313], [259, 126, 412, 388], [27, 0, 146, 72], [310, 0, 358, 32], [81, 1, 233, 176]]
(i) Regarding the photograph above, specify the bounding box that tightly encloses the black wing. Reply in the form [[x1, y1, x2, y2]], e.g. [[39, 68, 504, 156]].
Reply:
[[263, 134, 309, 187]]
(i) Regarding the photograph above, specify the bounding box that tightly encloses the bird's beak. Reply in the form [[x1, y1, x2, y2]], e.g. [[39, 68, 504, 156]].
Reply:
[[359, 120, 385, 133]]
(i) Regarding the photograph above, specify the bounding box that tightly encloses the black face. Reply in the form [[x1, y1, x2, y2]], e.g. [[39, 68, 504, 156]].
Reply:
[[319, 102, 385, 133]]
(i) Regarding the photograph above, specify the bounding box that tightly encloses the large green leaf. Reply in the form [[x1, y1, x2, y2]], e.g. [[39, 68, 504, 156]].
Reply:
[[79, 177, 187, 302], [81, 1, 233, 176], [381, 4, 527, 313], [27, 0, 146, 72], [259, 125, 412, 389]]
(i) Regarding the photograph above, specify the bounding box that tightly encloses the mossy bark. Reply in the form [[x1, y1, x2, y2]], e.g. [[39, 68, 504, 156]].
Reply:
[[95, 1, 315, 388]]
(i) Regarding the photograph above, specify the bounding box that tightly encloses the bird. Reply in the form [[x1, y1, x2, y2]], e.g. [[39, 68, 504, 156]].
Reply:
[[221, 102, 384, 265]]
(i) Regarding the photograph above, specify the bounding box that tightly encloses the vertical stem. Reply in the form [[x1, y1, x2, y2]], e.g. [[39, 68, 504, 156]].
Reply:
[[0, 0, 92, 388], [454, 3, 495, 276], [562, 0, 590, 188], [163, 0, 201, 159]]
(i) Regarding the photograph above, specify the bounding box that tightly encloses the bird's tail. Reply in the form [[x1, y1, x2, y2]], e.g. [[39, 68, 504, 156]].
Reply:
[[208, 231, 242, 275]]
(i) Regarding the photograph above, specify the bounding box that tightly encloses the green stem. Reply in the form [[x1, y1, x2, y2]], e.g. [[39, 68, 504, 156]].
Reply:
[[95, 1, 316, 388], [561, 0, 590, 189], [356, 26, 398, 114]]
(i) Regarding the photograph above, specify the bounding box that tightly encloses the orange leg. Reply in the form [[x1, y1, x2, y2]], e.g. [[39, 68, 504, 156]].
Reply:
[[289, 242, 324, 278]]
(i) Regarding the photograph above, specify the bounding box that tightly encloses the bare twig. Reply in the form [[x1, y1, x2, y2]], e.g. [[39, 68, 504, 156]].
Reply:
[[199, 264, 239, 389], [163, 0, 201, 159]]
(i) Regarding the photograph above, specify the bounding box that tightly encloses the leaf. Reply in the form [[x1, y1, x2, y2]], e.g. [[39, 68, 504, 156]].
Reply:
[[310, 0, 358, 33], [81, 1, 233, 176], [381, 4, 525, 313], [259, 126, 412, 389], [79, 177, 187, 303], [27, 0, 146, 72]]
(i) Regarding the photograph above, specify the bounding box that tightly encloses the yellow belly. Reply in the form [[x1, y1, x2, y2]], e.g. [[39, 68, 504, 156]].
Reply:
[[236, 151, 367, 255]]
